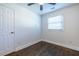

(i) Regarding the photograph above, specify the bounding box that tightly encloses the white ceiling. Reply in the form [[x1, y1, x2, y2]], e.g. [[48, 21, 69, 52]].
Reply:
[[18, 3, 76, 15]]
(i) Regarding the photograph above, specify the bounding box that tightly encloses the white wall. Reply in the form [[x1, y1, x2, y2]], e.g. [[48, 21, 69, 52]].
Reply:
[[0, 4, 41, 52], [1, 3, 79, 55], [41, 4, 79, 51]]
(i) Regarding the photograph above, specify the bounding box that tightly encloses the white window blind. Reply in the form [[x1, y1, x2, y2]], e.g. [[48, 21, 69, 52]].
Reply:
[[48, 15, 64, 30]]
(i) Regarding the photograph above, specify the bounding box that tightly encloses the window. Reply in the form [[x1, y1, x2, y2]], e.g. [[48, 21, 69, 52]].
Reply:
[[48, 15, 64, 30]]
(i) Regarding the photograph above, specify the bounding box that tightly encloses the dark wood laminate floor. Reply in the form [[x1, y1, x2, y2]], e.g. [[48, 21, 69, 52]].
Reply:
[[6, 41, 79, 56]]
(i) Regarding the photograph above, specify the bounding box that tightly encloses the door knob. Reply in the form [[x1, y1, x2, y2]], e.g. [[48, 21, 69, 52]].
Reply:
[[11, 32, 14, 34]]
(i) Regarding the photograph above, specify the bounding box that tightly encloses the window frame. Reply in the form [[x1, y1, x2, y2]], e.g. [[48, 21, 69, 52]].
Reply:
[[48, 15, 64, 31]]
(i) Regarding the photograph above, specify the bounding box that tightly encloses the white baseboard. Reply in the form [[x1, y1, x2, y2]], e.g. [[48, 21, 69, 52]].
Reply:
[[1, 40, 41, 56], [15, 40, 41, 52], [42, 39, 79, 51], [0, 49, 14, 56], [2, 39, 79, 56]]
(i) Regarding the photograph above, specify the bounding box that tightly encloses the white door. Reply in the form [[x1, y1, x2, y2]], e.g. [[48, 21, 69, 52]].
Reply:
[[0, 5, 15, 55]]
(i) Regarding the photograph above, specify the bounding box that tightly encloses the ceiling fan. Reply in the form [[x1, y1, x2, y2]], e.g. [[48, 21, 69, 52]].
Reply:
[[27, 3, 56, 11]]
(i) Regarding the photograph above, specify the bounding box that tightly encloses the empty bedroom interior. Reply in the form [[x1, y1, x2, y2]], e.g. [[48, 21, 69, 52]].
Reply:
[[0, 3, 79, 56]]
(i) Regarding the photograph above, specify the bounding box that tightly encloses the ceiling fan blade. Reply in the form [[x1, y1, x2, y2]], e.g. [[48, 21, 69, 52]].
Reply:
[[40, 5, 43, 10], [27, 3, 35, 6], [48, 3, 56, 5]]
